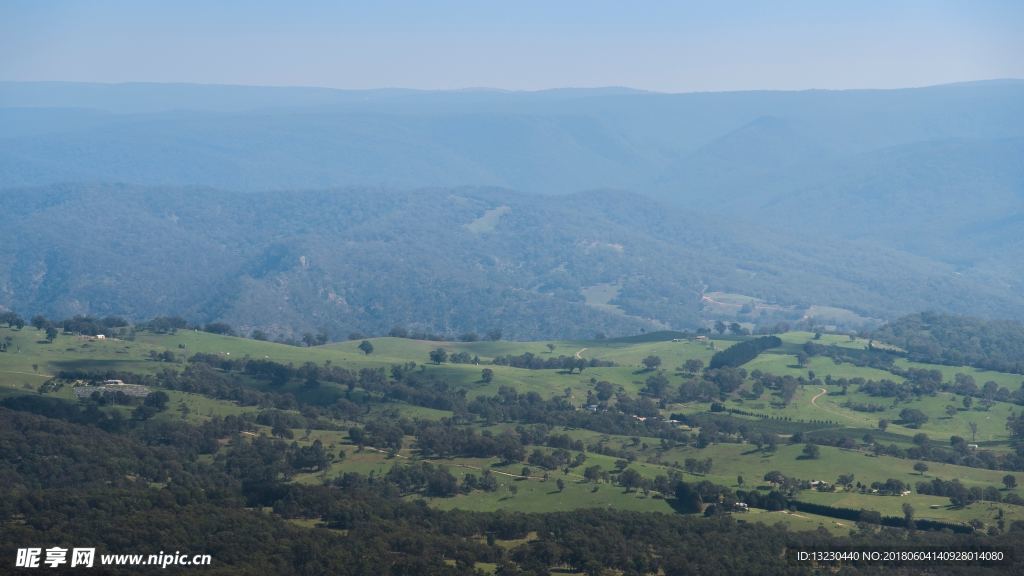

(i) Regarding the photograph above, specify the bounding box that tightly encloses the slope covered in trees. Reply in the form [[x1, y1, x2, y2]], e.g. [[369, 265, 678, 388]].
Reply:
[[2, 186, 1023, 341], [873, 313, 1024, 374]]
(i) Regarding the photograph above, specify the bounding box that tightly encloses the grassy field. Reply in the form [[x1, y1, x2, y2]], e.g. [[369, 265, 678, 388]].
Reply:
[[796, 490, 1024, 529], [429, 471, 674, 514], [658, 442, 1019, 493], [3, 324, 1023, 531], [741, 507, 851, 535]]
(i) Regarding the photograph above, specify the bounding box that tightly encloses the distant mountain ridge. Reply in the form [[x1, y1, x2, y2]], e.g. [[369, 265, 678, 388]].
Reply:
[[1, 81, 1021, 334], [2, 80, 1021, 195]]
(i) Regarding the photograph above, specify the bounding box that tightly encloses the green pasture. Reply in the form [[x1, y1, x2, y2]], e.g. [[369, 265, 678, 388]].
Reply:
[[796, 490, 1024, 530], [659, 443, 1018, 495], [428, 468, 673, 514], [741, 508, 850, 535], [3, 324, 1024, 530]]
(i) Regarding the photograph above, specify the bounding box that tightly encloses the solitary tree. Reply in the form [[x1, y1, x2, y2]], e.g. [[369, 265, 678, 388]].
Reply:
[[878, 419, 889, 432], [546, 343, 556, 353], [45, 325, 59, 343], [358, 340, 374, 355], [968, 421, 978, 442], [556, 478, 565, 492], [675, 481, 703, 513], [641, 355, 662, 371], [144, 391, 170, 411], [619, 468, 643, 492], [899, 408, 929, 428], [750, 380, 765, 398], [583, 465, 603, 483], [1003, 474, 1017, 490], [481, 368, 494, 383], [802, 443, 820, 460], [683, 358, 704, 375], [902, 502, 915, 529], [429, 348, 448, 364], [913, 462, 929, 475]]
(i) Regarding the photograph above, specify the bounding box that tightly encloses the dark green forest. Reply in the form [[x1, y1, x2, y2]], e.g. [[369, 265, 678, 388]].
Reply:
[[873, 313, 1024, 374], [2, 186, 1022, 341]]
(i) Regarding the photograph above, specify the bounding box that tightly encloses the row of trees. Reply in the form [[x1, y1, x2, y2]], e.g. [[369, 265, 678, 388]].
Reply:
[[489, 351, 614, 371], [708, 336, 782, 369]]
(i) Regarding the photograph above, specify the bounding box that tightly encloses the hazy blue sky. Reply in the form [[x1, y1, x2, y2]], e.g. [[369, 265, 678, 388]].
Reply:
[[2, 1, 1021, 92]]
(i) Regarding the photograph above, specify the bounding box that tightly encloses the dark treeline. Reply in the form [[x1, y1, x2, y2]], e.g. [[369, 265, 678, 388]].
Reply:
[[492, 352, 615, 371], [709, 336, 782, 369], [790, 501, 973, 534]]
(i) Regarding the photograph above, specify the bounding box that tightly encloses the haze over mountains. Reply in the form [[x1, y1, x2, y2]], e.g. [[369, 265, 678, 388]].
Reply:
[[1, 80, 1022, 338]]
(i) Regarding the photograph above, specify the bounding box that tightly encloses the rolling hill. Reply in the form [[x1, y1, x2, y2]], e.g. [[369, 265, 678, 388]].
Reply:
[[1, 185, 1022, 339]]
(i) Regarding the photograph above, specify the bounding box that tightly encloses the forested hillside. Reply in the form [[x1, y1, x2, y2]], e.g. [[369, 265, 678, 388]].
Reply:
[[1, 80, 1022, 335], [2, 186, 1021, 340], [874, 313, 1024, 374]]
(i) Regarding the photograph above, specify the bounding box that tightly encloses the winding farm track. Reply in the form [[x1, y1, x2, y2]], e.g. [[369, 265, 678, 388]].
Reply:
[[811, 387, 827, 407], [807, 387, 862, 424], [574, 348, 587, 360]]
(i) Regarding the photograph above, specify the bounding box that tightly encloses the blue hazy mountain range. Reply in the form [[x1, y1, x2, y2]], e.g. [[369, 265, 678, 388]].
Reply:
[[0, 80, 1021, 336]]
